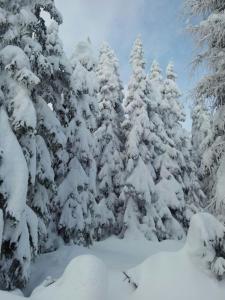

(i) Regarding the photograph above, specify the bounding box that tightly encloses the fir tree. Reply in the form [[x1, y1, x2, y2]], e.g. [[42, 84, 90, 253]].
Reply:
[[121, 37, 163, 240], [94, 43, 124, 239], [21, 5, 68, 251], [71, 39, 99, 132], [0, 0, 64, 288], [186, 0, 225, 218], [0, 2, 40, 287], [155, 62, 204, 226], [55, 41, 99, 246]]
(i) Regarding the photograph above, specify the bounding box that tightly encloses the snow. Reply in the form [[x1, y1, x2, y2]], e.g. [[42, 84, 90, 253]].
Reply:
[[23, 236, 182, 297], [185, 213, 225, 275], [128, 249, 224, 300], [31, 256, 107, 300], [0, 108, 28, 221], [1, 214, 225, 300]]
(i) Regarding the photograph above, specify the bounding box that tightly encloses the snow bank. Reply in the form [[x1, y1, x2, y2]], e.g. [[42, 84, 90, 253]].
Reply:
[[127, 246, 224, 300], [185, 212, 225, 279], [0, 291, 24, 300], [1, 215, 225, 300], [126, 213, 225, 300], [32, 255, 108, 300]]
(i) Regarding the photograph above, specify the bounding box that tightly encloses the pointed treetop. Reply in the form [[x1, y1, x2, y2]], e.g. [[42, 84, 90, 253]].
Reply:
[[99, 42, 112, 54], [130, 35, 145, 70], [98, 42, 120, 74], [150, 59, 163, 81], [166, 61, 177, 81], [72, 39, 97, 70]]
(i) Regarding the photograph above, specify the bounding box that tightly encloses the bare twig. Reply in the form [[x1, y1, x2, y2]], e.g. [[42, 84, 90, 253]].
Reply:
[[122, 271, 138, 290]]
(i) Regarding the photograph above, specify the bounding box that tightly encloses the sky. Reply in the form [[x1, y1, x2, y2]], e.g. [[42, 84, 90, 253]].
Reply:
[[54, 0, 200, 129]]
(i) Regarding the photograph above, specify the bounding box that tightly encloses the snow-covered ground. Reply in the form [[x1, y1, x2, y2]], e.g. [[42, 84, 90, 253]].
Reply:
[[24, 236, 182, 297], [2, 214, 225, 300]]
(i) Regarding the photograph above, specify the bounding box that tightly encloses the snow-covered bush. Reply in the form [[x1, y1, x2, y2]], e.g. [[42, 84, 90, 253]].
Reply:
[[186, 213, 225, 280]]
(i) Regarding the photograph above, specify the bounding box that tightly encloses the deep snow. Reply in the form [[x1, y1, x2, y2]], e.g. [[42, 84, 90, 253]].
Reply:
[[24, 236, 182, 296], [2, 214, 225, 300]]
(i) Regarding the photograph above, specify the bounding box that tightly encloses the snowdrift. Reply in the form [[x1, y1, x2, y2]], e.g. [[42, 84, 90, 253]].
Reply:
[[1, 213, 225, 300], [127, 213, 225, 300], [32, 255, 107, 300]]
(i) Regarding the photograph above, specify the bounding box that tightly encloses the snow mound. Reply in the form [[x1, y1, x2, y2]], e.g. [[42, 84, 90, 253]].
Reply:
[[1, 215, 225, 300], [185, 212, 225, 279], [125, 213, 225, 300], [32, 255, 108, 300]]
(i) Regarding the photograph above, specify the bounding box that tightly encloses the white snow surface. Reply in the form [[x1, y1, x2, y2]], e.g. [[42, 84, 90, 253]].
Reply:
[[0, 108, 28, 221], [2, 213, 225, 300]]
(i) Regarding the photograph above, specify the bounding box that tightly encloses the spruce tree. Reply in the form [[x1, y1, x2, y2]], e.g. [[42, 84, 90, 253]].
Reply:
[[0, 0, 66, 288], [0, 2, 41, 288], [21, 7, 69, 251], [120, 37, 178, 240], [55, 41, 99, 246], [94, 43, 124, 239], [154, 62, 204, 227], [186, 0, 225, 218], [71, 39, 99, 132], [70, 39, 99, 196]]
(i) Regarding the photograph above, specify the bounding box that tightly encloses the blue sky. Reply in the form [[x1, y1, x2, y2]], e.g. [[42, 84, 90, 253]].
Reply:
[[55, 0, 199, 129]]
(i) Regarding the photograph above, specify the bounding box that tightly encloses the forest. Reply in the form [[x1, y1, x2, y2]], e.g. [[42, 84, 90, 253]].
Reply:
[[0, 0, 225, 299]]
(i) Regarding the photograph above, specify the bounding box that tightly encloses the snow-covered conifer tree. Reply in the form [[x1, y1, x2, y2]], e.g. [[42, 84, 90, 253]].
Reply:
[[186, 0, 225, 219], [70, 39, 99, 197], [55, 40, 99, 246], [0, 0, 66, 287], [150, 60, 163, 83], [94, 43, 124, 239], [71, 39, 99, 132], [0, 2, 42, 287], [19, 4, 69, 251], [120, 37, 182, 240], [154, 62, 204, 225]]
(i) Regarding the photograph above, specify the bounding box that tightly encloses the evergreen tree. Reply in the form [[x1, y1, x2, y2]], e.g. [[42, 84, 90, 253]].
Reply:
[[147, 62, 187, 238], [186, 0, 225, 218], [71, 39, 99, 132], [55, 41, 99, 246], [150, 60, 163, 83], [120, 37, 184, 240], [0, 2, 40, 288], [155, 62, 204, 224], [120, 37, 156, 239], [21, 7, 68, 251], [70, 39, 99, 196], [0, 0, 65, 288], [94, 43, 124, 239]]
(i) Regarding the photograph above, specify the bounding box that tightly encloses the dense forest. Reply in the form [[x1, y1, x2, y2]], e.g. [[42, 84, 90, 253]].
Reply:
[[0, 0, 225, 298]]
